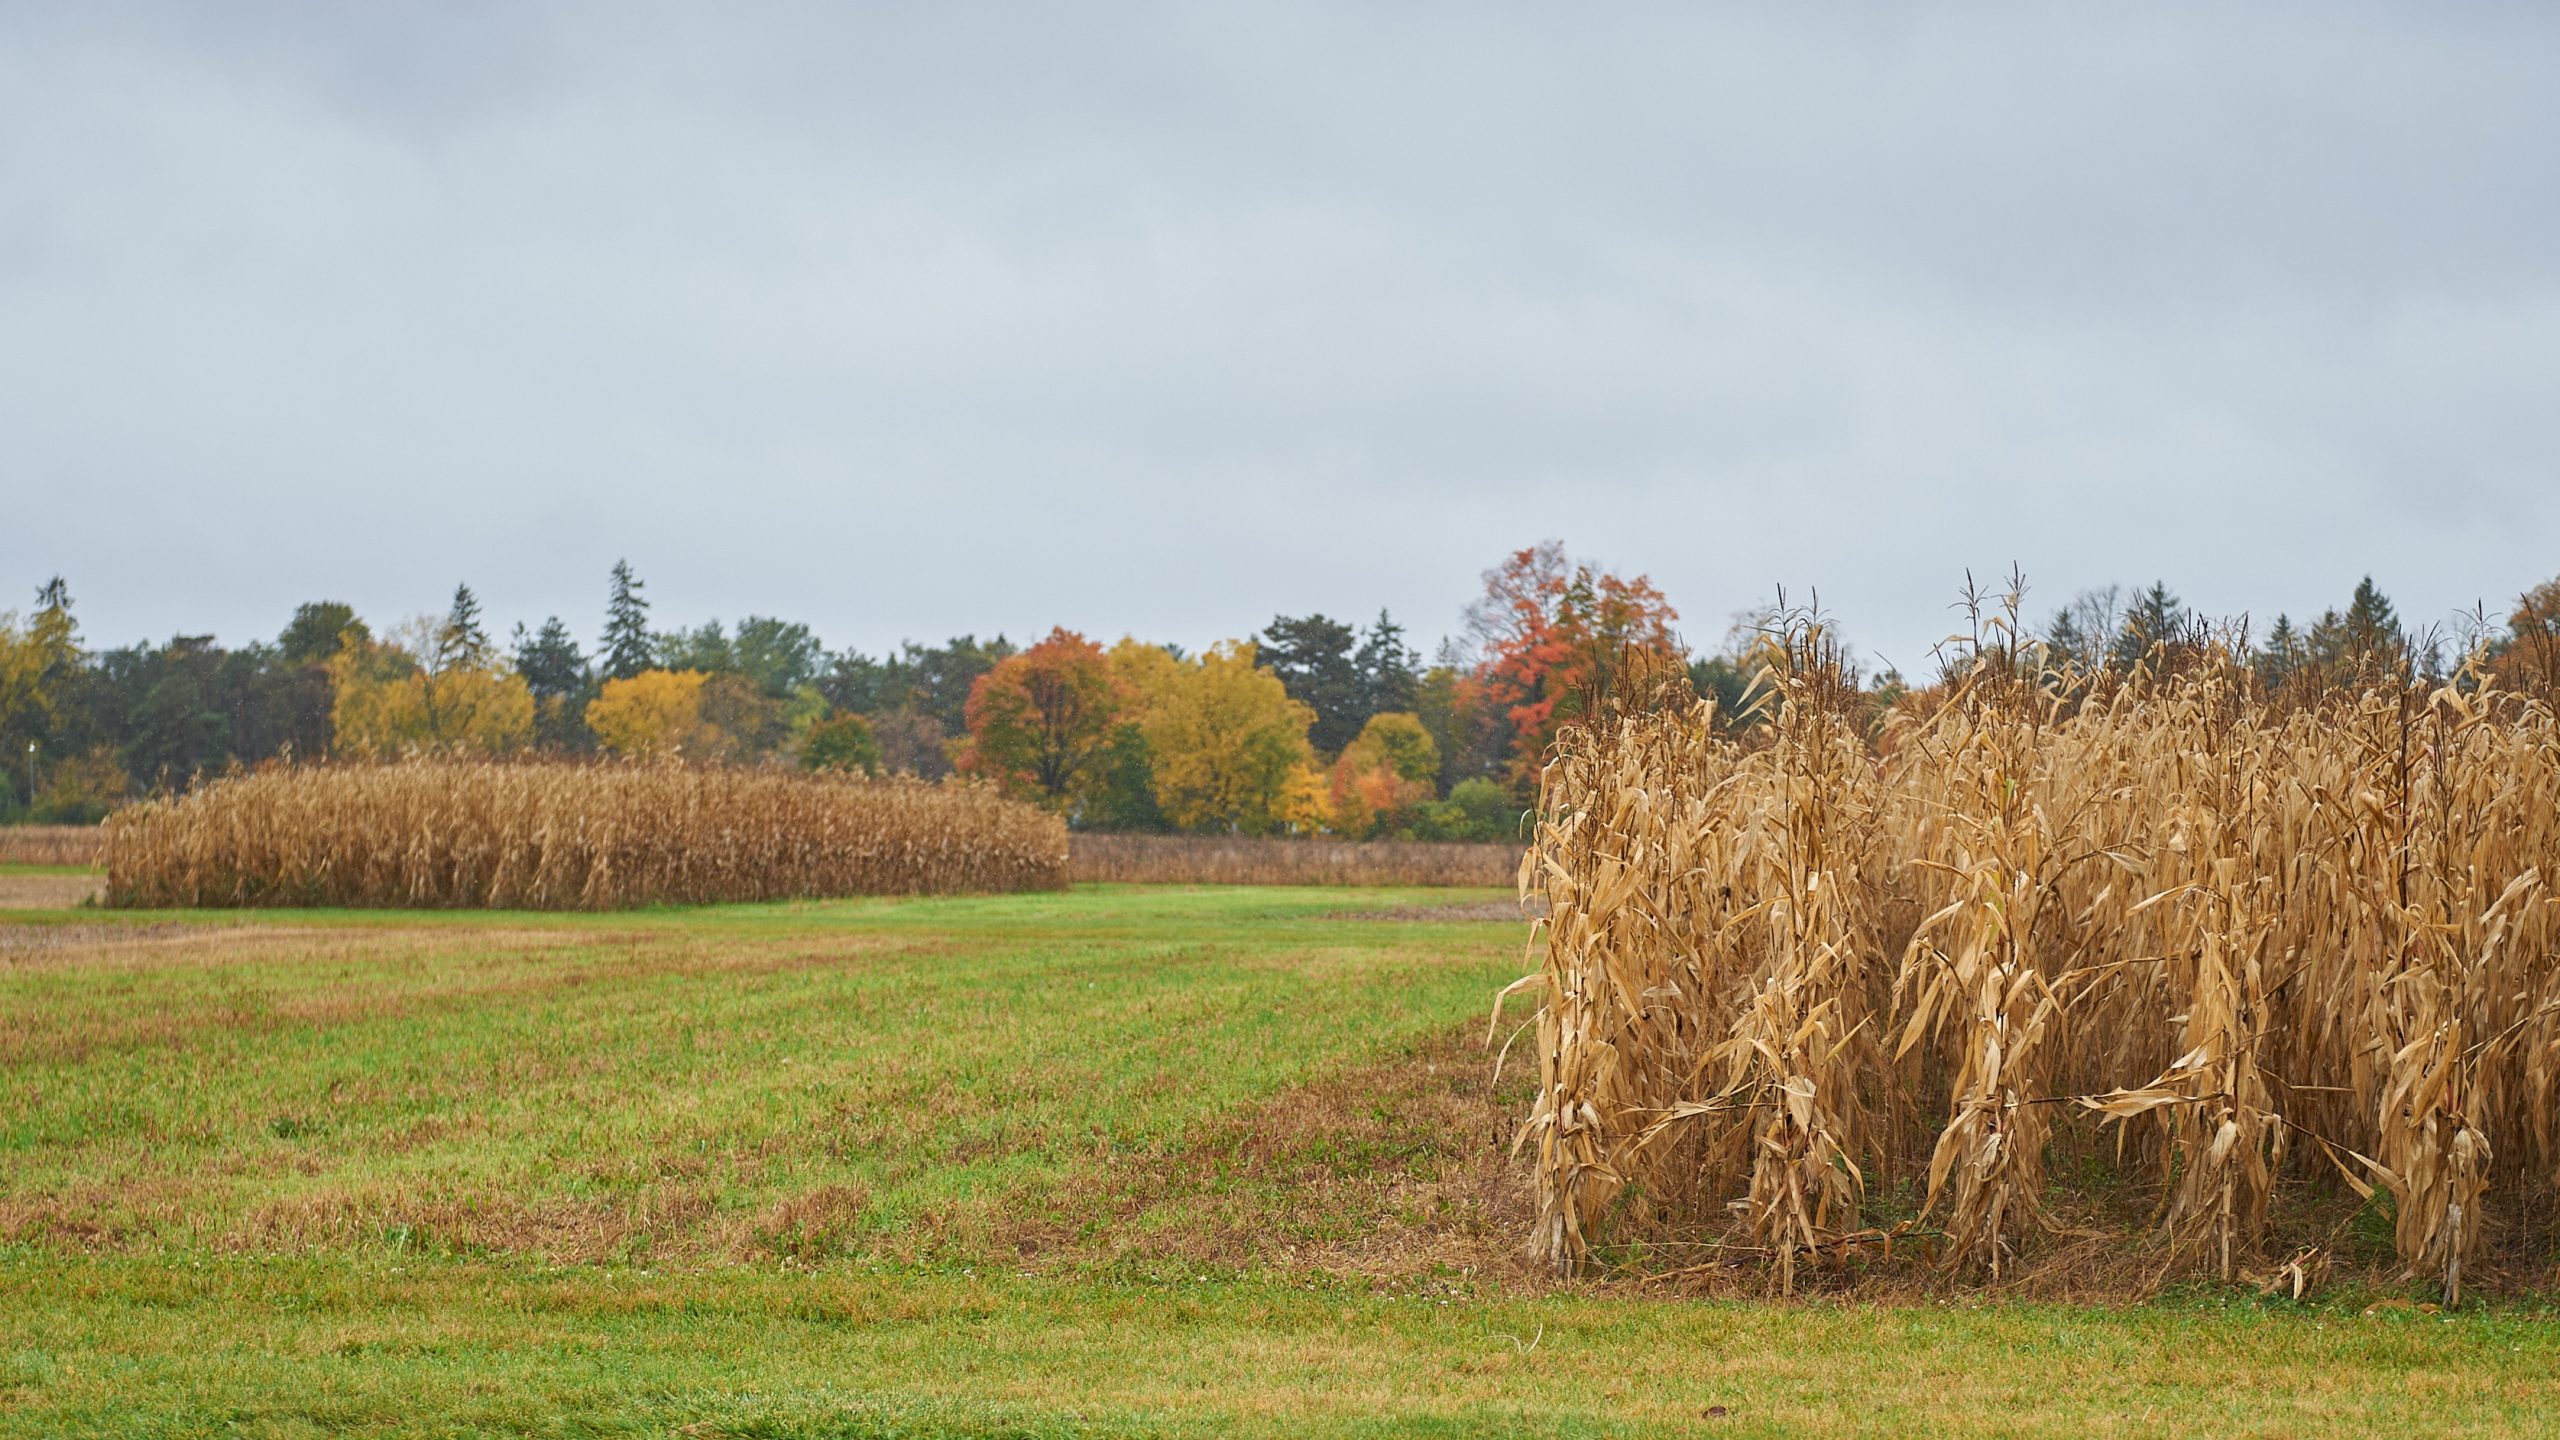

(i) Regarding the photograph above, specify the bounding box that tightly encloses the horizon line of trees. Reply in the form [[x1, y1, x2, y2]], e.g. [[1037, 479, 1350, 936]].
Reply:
[[3, 553, 2554, 831]]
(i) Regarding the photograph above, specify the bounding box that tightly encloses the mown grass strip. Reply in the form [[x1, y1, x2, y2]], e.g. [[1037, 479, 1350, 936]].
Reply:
[[5, 1256, 2555, 1439]]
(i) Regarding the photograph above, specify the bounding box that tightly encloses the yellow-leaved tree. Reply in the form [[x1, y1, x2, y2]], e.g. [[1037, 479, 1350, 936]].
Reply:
[[0, 580, 81, 769], [1135, 640, 1321, 835], [329, 613, 533, 757], [586, 669, 718, 758]]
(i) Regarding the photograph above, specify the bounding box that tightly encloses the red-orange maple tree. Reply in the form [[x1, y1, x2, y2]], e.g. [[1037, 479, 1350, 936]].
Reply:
[[960, 627, 1122, 804], [1466, 542, 1681, 785]]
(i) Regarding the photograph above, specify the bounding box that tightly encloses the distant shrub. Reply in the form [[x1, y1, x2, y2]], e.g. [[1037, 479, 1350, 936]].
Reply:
[[799, 712, 881, 775], [1408, 777, 1520, 843]]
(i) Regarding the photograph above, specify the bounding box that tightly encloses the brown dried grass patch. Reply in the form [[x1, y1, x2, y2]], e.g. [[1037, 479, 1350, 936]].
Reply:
[[737, 1183, 872, 1261], [230, 1181, 718, 1263]]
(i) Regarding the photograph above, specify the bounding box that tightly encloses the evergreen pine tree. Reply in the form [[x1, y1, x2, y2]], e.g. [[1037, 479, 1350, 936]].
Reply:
[[601, 560, 653, 681], [29, 576, 78, 680], [1259, 613, 1364, 753], [512, 617, 587, 699], [2307, 576, 2408, 678], [2254, 613, 2301, 688], [2045, 610, 2088, 667], [513, 616, 592, 751], [435, 584, 492, 673], [2343, 576, 2404, 664], [2111, 581, 2186, 668], [1355, 610, 1419, 718]]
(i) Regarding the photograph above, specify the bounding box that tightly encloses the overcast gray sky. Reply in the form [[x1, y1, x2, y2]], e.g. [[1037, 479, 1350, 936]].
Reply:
[[3, 2, 2554, 674]]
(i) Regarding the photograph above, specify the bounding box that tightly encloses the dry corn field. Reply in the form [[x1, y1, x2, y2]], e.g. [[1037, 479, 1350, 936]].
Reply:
[[1070, 833, 1521, 887], [1512, 623, 2560, 1302], [0, 824, 104, 867], [101, 761, 1068, 908]]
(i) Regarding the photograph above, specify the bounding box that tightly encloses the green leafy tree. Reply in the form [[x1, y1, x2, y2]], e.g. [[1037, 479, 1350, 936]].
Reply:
[[1415, 662, 1503, 793], [731, 616, 823, 697], [821, 635, 1015, 739], [124, 636, 233, 787], [655, 619, 736, 675], [799, 711, 881, 775], [910, 635, 1013, 735], [1073, 719, 1167, 831], [1412, 776, 1518, 842], [278, 602, 362, 666], [818, 649, 893, 714]]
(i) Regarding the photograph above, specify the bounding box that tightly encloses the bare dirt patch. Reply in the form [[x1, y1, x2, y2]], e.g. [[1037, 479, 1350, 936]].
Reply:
[[0, 921, 198, 960]]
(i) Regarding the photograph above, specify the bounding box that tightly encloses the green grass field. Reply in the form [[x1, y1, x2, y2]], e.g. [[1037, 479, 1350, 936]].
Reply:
[[5, 877, 2557, 1436]]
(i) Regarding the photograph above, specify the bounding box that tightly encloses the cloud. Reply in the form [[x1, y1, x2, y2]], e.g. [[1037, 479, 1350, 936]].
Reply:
[[3, 2, 2554, 669]]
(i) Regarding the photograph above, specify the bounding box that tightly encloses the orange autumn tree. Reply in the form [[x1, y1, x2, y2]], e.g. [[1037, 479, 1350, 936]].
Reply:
[[2494, 575, 2560, 701], [1329, 711, 1439, 838], [960, 627, 1122, 808], [1466, 541, 1682, 790]]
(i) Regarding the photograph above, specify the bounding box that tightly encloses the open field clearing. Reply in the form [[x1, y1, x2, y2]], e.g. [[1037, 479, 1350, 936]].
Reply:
[[8, 1257, 2557, 1438], [4, 886, 2557, 1436], [0, 866, 98, 908]]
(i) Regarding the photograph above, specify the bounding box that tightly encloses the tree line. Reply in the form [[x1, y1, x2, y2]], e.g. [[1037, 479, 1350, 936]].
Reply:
[[3, 550, 2554, 832]]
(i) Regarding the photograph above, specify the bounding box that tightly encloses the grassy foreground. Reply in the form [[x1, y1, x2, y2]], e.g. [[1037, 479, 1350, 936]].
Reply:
[[4, 882, 2557, 1436]]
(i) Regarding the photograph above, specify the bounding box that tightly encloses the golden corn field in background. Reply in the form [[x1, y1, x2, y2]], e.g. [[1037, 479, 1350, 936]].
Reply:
[[102, 761, 1068, 908], [0, 824, 102, 867], [1069, 833, 1521, 887], [1512, 609, 2560, 1301]]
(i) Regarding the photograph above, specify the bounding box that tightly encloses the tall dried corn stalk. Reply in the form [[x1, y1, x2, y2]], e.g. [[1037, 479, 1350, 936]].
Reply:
[[103, 760, 1069, 908], [1513, 612, 2560, 1300]]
